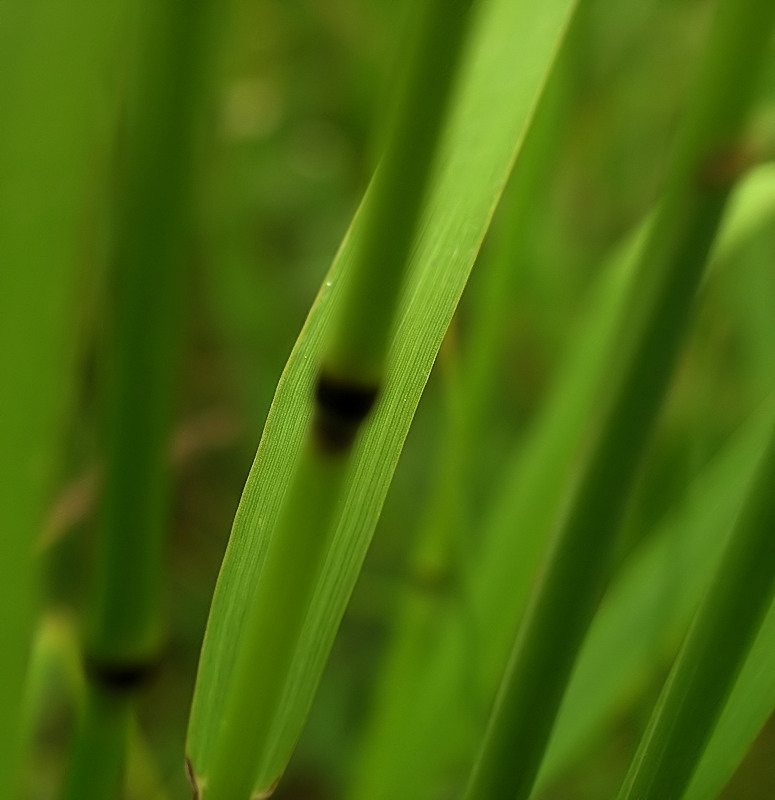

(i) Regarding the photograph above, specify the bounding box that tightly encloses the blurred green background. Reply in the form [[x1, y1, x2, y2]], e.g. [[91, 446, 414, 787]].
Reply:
[[16, 0, 775, 797]]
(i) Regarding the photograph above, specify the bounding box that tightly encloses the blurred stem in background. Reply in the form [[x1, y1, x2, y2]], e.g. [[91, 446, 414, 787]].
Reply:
[[464, 0, 775, 797], [61, 0, 219, 797], [0, 0, 124, 796]]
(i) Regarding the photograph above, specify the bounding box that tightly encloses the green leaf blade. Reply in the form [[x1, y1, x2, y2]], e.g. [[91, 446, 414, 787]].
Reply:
[[186, 0, 579, 793]]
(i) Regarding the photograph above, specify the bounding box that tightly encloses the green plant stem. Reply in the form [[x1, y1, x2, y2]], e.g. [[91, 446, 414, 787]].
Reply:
[[324, 0, 475, 385], [62, 0, 216, 797], [88, 0, 213, 668], [0, 1, 123, 795], [617, 417, 775, 800], [683, 589, 775, 800], [474, 164, 775, 716], [463, 1, 775, 798], [61, 685, 132, 800]]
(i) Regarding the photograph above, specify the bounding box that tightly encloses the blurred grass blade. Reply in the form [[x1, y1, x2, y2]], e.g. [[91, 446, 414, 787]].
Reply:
[[528, 168, 775, 787], [63, 688, 133, 800], [0, 1, 121, 795], [617, 412, 775, 800], [472, 101, 775, 709], [683, 594, 775, 800], [709, 163, 775, 259], [464, 0, 775, 796], [89, 0, 211, 678], [536, 393, 775, 787], [186, 0, 579, 794], [495, 163, 775, 787]]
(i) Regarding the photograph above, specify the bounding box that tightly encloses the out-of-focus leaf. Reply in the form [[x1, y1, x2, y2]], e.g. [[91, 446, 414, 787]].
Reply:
[[525, 164, 775, 788], [476, 160, 775, 696]]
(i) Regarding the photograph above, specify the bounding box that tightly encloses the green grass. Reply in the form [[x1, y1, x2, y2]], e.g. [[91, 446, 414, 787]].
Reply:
[[3, 0, 775, 798]]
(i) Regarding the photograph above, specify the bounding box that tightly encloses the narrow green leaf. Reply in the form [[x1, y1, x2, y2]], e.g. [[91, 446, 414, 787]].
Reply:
[[21, 613, 84, 750], [710, 163, 775, 255], [477, 163, 775, 692], [499, 164, 775, 787], [194, 2, 475, 798], [186, 0, 579, 793]]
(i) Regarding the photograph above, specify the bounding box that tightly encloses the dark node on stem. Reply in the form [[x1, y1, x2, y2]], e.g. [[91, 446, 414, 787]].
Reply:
[[185, 756, 200, 800], [84, 653, 161, 693], [313, 372, 379, 453]]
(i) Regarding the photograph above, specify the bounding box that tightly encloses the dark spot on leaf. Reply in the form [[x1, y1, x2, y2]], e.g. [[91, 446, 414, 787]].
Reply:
[[313, 372, 379, 453]]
